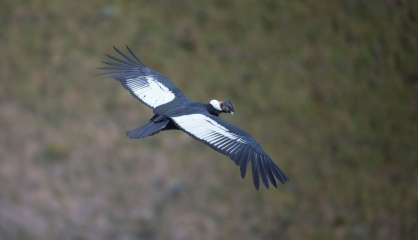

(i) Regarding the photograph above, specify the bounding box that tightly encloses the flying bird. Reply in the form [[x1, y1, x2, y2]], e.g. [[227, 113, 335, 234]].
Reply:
[[101, 47, 288, 189]]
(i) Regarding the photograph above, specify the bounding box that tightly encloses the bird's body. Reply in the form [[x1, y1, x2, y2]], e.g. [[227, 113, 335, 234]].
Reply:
[[127, 102, 213, 139], [101, 47, 288, 189]]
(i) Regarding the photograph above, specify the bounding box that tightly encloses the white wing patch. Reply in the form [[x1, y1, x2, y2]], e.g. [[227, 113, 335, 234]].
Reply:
[[172, 114, 247, 150], [125, 76, 175, 108]]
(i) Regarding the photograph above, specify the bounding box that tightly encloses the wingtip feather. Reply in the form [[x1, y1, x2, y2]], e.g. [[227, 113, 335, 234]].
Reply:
[[239, 147, 250, 178], [259, 155, 270, 188], [125, 45, 144, 65], [251, 157, 260, 190]]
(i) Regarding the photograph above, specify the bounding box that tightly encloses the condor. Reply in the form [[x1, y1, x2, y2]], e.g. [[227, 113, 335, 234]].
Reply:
[[101, 47, 288, 189]]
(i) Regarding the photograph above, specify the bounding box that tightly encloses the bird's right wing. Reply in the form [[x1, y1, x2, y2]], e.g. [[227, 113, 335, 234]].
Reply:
[[171, 113, 288, 189], [100, 47, 190, 109]]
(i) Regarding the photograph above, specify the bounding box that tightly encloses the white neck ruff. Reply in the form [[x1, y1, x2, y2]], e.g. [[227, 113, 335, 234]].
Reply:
[[209, 99, 222, 111]]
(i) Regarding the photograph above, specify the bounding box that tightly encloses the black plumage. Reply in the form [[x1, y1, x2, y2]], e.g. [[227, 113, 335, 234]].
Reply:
[[100, 46, 288, 189]]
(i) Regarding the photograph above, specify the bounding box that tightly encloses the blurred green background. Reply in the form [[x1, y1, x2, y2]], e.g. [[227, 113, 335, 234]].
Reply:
[[1, 0, 417, 239]]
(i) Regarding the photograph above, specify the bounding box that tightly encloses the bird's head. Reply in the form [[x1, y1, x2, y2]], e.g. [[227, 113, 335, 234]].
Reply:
[[209, 99, 235, 115]]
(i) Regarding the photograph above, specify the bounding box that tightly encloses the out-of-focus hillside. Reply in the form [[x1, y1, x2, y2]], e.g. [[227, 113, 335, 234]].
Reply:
[[1, 0, 417, 239]]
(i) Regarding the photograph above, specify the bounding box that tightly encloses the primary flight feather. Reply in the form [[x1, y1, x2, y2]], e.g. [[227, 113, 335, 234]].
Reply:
[[101, 46, 288, 189]]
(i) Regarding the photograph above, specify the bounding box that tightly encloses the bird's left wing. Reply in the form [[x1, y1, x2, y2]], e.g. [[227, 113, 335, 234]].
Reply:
[[171, 113, 288, 189], [101, 47, 189, 109]]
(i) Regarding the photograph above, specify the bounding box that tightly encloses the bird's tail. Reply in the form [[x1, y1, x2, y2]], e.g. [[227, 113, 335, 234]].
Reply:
[[127, 119, 169, 139]]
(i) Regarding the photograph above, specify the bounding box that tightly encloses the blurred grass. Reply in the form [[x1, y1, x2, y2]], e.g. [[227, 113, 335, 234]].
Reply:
[[0, 0, 417, 239]]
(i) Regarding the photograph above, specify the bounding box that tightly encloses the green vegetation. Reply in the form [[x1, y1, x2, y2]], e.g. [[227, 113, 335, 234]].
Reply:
[[1, 0, 417, 239]]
